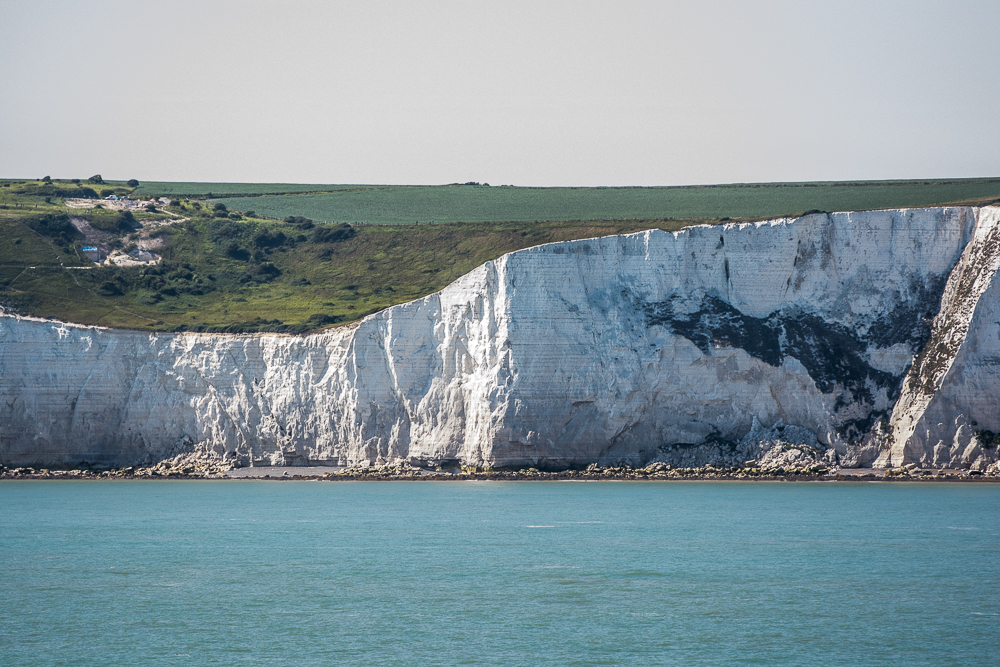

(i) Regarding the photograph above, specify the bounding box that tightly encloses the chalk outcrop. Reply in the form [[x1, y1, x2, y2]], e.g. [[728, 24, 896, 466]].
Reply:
[[3, 206, 1000, 470]]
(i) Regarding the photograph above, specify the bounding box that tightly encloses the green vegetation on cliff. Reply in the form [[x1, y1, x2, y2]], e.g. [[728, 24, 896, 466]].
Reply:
[[2, 176, 999, 332]]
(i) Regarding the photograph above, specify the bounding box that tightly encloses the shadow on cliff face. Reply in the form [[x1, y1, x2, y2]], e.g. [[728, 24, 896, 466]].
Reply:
[[640, 278, 947, 442]]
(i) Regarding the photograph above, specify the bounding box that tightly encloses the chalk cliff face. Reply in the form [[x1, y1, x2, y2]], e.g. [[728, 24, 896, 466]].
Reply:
[[2, 207, 999, 470]]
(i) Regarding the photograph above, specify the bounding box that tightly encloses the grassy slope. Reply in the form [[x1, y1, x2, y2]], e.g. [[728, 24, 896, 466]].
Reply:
[[2, 212, 699, 331], [3, 177, 1000, 332]]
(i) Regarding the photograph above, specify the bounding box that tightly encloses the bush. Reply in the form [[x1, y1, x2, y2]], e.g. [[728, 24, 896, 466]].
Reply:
[[224, 243, 249, 261], [255, 262, 280, 277], [311, 223, 355, 244], [14, 182, 99, 199], [306, 313, 339, 326], [97, 281, 123, 296], [118, 210, 137, 230], [284, 215, 314, 229], [214, 203, 227, 212], [88, 174, 104, 184], [126, 179, 139, 187], [41, 175, 51, 182], [100, 189, 113, 198], [244, 262, 281, 283], [23, 213, 80, 243], [210, 221, 242, 241], [976, 430, 1000, 449], [253, 229, 286, 249]]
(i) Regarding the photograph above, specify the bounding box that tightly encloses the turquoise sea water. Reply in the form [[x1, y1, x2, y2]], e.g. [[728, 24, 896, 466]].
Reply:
[[1, 481, 998, 666]]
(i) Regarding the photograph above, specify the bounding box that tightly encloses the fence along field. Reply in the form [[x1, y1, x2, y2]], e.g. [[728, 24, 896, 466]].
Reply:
[[199, 179, 1000, 225]]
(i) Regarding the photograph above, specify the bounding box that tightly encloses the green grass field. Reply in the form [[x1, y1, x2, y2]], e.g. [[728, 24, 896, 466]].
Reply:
[[208, 179, 1000, 224], [2, 176, 999, 332], [132, 182, 383, 197]]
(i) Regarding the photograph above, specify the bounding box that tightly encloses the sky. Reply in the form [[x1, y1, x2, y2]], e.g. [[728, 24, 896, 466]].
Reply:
[[1, 0, 999, 186]]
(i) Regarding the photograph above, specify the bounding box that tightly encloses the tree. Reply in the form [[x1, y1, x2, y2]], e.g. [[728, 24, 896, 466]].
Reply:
[[41, 175, 51, 182], [127, 179, 139, 187], [88, 174, 104, 184]]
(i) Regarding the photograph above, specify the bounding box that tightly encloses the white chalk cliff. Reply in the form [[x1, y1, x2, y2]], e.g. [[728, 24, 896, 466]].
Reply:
[[3, 206, 1000, 470]]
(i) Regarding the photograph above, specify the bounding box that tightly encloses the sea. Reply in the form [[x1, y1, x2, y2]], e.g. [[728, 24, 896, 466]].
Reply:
[[1, 480, 998, 666]]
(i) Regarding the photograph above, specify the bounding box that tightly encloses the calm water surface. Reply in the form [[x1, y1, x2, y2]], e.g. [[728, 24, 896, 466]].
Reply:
[[1, 481, 998, 666]]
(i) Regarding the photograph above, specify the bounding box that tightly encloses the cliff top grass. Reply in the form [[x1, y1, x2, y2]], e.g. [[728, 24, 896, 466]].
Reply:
[[131, 177, 1000, 224], [2, 176, 999, 332]]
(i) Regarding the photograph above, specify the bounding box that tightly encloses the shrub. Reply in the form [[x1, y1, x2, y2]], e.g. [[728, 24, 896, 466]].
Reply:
[[214, 203, 227, 212], [100, 189, 114, 198], [126, 179, 139, 187], [284, 215, 314, 229], [253, 229, 286, 249], [41, 175, 51, 182], [244, 262, 281, 283], [311, 223, 355, 244], [210, 221, 242, 240], [976, 430, 1000, 449], [88, 174, 104, 184], [115, 211, 138, 233], [23, 213, 80, 243], [255, 262, 280, 277], [28, 183, 99, 199], [224, 243, 249, 261], [97, 281, 123, 296], [305, 313, 339, 327]]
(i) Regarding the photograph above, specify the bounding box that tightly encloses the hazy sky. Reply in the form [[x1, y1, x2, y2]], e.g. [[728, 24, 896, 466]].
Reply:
[[2, 0, 998, 186]]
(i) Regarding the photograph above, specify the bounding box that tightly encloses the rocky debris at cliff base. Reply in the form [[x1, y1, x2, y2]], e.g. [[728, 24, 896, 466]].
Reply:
[[647, 419, 842, 470], [130, 450, 233, 478], [0, 450, 237, 479], [3, 462, 999, 481]]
